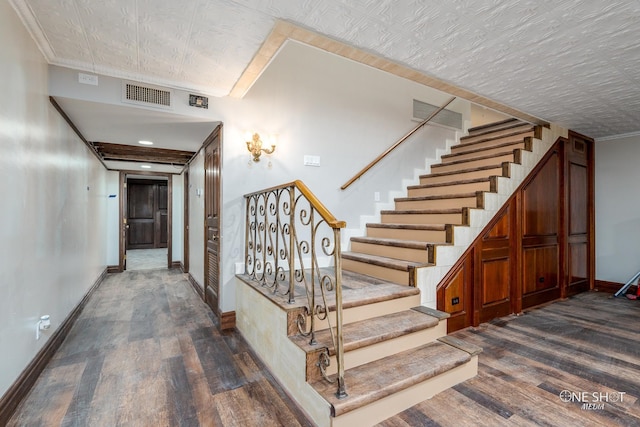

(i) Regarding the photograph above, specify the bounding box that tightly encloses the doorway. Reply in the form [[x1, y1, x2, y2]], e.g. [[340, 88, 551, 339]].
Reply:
[[119, 172, 173, 271]]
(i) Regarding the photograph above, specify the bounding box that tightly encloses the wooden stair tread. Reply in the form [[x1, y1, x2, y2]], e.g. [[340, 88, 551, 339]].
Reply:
[[460, 126, 534, 144], [237, 269, 419, 312], [366, 223, 447, 230], [311, 341, 471, 416], [350, 236, 439, 250], [407, 177, 490, 189], [464, 121, 531, 139], [434, 149, 516, 166], [290, 309, 440, 355], [466, 118, 520, 134], [419, 164, 505, 180], [395, 192, 479, 202], [340, 271, 420, 308], [342, 252, 426, 271], [380, 208, 463, 215], [449, 138, 528, 156]]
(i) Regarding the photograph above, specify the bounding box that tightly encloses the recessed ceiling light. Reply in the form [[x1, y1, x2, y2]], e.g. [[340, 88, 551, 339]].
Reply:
[[140, 165, 152, 169], [138, 140, 154, 145]]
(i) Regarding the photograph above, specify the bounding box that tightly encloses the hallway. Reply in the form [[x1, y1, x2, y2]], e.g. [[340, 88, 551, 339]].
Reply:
[[7, 269, 311, 426]]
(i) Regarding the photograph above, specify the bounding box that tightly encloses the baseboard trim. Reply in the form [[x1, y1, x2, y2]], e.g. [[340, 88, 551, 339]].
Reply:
[[170, 261, 181, 269], [187, 273, 204, 299], [0, 267, 108, 425], [107, 265, 120, 273], [220, 311, 236, 331], [594, 280, 626, 294]]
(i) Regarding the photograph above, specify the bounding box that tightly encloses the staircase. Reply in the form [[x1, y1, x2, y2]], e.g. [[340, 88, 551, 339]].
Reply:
[[236, 118, 550, 426], [342, 118, 539, 287], [237, 269, 481, 427]]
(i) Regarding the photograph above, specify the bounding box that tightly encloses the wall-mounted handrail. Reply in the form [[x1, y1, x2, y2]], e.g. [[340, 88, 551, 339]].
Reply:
[[341, 96, 456, 190], [244, 180, 347, 398]]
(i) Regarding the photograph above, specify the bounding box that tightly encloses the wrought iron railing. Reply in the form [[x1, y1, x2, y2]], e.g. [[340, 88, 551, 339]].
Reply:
[[244, 180, 347, 398]]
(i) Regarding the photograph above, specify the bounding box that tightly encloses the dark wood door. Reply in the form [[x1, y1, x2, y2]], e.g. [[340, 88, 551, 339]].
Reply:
[[521, 150, 562, 309], [127, 179, 168, 249], [204, 128, 221, 314], [477, 206, 517, 323], [565, 133, 593, 296]]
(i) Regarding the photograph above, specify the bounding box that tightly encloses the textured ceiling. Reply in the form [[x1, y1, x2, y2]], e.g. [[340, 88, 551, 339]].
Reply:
[[10, 0, 640, 139]]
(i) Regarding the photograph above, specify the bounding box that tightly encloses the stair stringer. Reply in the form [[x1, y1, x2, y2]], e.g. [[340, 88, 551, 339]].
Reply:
[[416, 124, 569, 307], [342, 137, 458, 250]]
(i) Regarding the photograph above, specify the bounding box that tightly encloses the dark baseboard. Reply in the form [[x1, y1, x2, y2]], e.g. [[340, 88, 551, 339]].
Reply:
[[0, 267, 108, 425], [220, 311, 236, 331], [594, 280, 627, 294], [187, 273, 204, 299], [170, 261, 181, 269], [107, 265, 120, 273]]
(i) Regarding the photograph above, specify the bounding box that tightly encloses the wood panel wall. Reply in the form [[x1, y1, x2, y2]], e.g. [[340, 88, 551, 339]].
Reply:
[[438, 132, 594, 332]]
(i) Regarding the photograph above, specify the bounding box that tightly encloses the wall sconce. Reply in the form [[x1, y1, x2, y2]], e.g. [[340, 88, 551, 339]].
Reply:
[[246, 132, 276, 162]]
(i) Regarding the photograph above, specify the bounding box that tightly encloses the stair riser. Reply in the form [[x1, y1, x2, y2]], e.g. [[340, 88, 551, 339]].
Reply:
[[452, 132, 532, 154], [395, 197, 479, 210], [350, 241, 431, 264], [330, 356, 479, 427], [366, 227, 449, 243], [381, 212, 464, 225], [322, 322, 447, 377], [462, 125, 533, 144], [444, 142, 524, 162], [420, 167, 503, 185], [408, 181, 491, 197], [431, 154, 514, 173], [342, 258, 410, 286]]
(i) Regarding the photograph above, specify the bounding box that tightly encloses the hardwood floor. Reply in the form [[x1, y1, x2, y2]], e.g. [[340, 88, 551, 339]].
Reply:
[[379, 292, 640, 427], [8, 269, 640, 426], [7, 269, 312, 427]]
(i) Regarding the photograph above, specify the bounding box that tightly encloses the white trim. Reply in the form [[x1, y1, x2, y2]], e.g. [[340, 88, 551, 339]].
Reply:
[[596, 130, 640, 142]]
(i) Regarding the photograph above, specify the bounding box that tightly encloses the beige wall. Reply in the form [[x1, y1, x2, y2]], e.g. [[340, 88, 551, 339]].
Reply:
[[0, 2, 108, 397]]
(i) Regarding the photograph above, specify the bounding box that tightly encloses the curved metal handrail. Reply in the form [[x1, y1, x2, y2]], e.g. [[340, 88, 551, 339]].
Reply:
[[341, 96, 456, 190]]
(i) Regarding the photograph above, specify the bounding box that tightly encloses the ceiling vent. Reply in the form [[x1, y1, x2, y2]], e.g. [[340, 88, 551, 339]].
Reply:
[[122, 81, 173, 110]]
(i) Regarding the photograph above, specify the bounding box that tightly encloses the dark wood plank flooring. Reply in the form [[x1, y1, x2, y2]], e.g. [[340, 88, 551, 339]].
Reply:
[[8, 270, 640, 426], [378, 291, 640, 427], [7, 269, 313, 427]]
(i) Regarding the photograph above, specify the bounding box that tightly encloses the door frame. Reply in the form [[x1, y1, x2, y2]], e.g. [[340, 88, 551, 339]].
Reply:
[[119, 170, 173, 271]]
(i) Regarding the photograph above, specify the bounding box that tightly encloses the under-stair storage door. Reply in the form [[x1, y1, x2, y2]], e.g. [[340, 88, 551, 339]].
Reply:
[[565, 133, 592, 296], [476, 204, 516, 323], [521, 149, 562, 309]]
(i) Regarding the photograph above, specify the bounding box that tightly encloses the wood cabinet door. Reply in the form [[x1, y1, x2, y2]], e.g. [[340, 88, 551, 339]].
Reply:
[[521, 150, 561, 309]]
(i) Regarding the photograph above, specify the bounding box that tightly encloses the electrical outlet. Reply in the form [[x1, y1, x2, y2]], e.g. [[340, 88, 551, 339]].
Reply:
[[374, 192, 380, 201], [451, 297, 460, 305]]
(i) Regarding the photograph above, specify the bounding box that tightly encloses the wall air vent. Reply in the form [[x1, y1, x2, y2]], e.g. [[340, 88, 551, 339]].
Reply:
[[122, 81, 173, 110], [413, 99, 462, 130]]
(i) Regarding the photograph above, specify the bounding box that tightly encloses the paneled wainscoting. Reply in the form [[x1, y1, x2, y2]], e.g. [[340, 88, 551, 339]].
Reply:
[[7, 269, 639, 426]]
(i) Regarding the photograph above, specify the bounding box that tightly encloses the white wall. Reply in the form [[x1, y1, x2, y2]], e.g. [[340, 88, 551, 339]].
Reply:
[[190, 40, 469, 312], [595, 134, 640, 283], [172, 174, 184, 264], [0, 1, 108, 397]]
